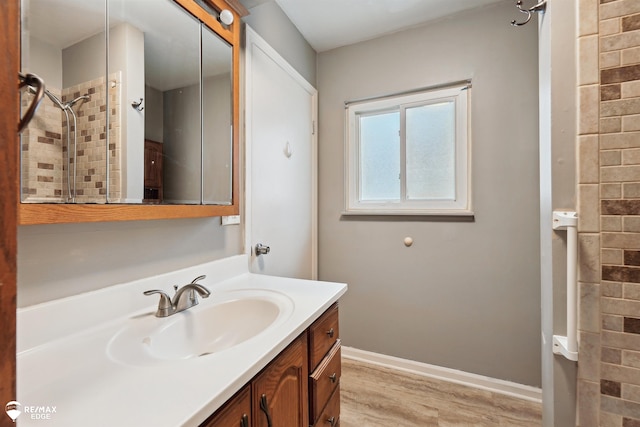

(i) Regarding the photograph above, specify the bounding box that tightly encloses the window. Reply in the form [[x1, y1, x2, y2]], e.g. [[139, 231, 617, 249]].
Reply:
[[345, 83, 471, 215]]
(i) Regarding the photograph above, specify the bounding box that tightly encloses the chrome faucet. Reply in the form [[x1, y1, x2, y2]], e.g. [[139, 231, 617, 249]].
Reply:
[[144, 275, 211, 317]]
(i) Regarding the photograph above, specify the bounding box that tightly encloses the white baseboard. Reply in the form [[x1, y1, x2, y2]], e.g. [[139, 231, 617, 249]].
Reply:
[[342, 346, 542, 404]]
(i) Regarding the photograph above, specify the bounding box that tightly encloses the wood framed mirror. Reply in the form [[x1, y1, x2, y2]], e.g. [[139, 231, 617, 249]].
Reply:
[[18, 0, 245, 225]]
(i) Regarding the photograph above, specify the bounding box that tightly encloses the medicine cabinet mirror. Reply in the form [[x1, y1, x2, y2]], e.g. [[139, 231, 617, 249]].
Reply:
[[18, 0, 241, 224]]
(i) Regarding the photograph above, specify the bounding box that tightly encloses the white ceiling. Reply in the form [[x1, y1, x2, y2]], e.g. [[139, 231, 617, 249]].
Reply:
[[270, 0, 506, 52]]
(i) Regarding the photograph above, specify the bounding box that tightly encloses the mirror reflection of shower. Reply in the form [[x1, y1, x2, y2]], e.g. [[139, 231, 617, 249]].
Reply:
[[36, 88, 90, 202]]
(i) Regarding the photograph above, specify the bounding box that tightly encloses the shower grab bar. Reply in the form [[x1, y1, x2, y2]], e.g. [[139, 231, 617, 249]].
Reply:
[[552, 211, 578, 362], [18, 72, 45, 132]]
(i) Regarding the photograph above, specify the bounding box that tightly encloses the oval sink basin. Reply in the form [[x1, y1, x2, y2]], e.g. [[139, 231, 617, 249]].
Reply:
[[108, 290, 294, 366]]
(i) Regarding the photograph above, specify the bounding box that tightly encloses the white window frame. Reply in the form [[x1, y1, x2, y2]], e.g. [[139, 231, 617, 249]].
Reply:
[[344, 82, 471, 216]]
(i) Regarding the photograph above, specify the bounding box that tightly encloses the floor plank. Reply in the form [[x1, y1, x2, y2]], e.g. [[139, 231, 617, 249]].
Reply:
[[340, 357, 542, 427]]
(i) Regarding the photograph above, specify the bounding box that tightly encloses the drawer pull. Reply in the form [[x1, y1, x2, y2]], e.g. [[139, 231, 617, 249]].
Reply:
[[329, 372, 337, 383], [241, 414, 249, 427], [260, 394, 273, 427], [326, 328, 334, 338], [326, 416, 336, 426]]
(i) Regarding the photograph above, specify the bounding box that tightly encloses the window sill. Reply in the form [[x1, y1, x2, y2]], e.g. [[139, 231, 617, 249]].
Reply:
[[341, 209, 475, 217]]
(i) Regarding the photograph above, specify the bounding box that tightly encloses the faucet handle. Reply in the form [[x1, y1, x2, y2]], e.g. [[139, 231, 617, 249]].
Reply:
[[191, 275, 206, 284], [144, 290, 174, 317], [143, 290, 172, 309]]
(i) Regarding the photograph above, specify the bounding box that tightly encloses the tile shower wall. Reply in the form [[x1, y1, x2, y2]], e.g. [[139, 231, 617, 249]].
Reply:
[[578, 0, 640, 426], [21, 88, 64, 202], [21, 73, 121, 203]]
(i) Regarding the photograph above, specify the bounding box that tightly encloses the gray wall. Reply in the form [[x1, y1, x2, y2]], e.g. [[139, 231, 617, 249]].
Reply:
[[62, 30, 105, 88], [27, 37, 62, 90], [317, 3, 541, 387], [163, 82, 202, 204], [242, 1, 316, 86]]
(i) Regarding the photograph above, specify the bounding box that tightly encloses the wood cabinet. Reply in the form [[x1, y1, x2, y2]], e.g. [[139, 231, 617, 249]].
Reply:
[[201, 304, 340, 427], [143, 139, 163, 203], [308, 304, 340, 426], [201, 386, 251, 427], [253, 332, 309, 427]]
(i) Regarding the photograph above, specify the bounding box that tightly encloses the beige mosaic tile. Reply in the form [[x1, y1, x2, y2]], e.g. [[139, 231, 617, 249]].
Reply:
[[624, 183, 640, 198], [602, 51, 622, 69], [602, 117, 623, 133], [581, 84, 601, 134], [582, 282, 602, 333], [622, 114, 640, 131], [579, 184, 601, 232], [601, 99, 640, 118], [580, 0, 599, 36], [623, 383, 640, 402], [604, 314, 624, 332], [623, 350, 640, 369], [624, 217, 640, 232], [600, 394, 640, 422], [602, 296, 640, 317], [578, 379, 600, 427], [602, 150, 623, 166], [602, 183, 623, 199], [601, 31, 640, 53], [622, 46, 640, 65], [581, 331, 602, 382], [601, 0, 640, 22], [599, 410, 622, 427], [622, 148, 640, 164], [622, 80, 640, 98], [581, 35, 601, 85], [601, 17, 622, 37], [580, 233, 602, 282], [601, 165, 640, 182], [580, 135, 601, 183], [603, 217, 623, 233], [603, 247, 624, 263]]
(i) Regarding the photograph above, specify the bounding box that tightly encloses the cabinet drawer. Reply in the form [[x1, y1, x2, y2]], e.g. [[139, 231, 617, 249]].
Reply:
[[313, 385, 340, 427], [310, 341, 341, 424], [309, 303, 339, 370]]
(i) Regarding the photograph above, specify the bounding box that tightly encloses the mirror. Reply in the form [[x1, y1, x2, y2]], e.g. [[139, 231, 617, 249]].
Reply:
[[19, 0, 236, 215]]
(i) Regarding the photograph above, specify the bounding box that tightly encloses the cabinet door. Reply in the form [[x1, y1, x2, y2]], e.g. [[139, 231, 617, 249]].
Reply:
[[200, 386, 251, 427], [253, 332, 309, 427], [144, 140, 163, 188]]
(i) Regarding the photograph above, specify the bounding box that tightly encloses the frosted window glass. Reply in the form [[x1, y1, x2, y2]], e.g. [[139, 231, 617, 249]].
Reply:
[[359, 112, 400, 201], [406, 101, 455, 200]]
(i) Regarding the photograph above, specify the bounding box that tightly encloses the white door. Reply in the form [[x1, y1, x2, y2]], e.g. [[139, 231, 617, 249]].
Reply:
[[245, 27, 317, 280]]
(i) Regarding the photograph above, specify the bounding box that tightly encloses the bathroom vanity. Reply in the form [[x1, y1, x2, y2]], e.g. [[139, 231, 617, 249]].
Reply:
[[201, 303, 341, 427], [16, 255, 347, 426]]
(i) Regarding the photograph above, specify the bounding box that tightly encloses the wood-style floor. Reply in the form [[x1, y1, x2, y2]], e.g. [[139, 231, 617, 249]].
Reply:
[[340, 357, 542, 427]]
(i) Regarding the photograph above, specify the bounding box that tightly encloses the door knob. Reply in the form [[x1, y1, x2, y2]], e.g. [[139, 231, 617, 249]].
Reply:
[[255, 243, 270, 256]]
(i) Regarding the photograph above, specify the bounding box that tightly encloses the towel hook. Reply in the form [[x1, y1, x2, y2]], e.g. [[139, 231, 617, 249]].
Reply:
[[131, 98, 144, 111], [511, 0, 547, 27]]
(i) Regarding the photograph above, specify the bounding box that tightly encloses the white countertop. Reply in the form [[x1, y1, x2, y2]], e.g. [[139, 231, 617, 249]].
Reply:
[[16, 255, 347, 427]]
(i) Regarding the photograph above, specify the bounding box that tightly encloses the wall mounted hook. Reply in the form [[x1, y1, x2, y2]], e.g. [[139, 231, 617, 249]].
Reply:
[[284, 141, 293, 158], [131, 98, 144, 111], [511, 0, 546, 27]]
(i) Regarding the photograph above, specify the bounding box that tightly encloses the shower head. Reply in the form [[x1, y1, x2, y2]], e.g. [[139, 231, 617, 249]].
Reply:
[[66, 94, 90, 108]]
